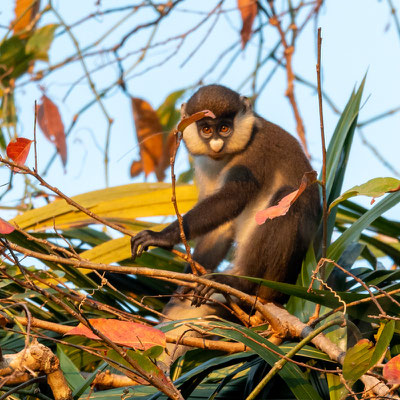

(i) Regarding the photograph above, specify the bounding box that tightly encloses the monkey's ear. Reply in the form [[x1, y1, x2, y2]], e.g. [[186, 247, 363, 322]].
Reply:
[[240, 96, 253, 112], [180, 102, 188, 118]]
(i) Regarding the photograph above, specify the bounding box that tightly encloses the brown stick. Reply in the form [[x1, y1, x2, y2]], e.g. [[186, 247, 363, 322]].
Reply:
[[169, 130, 205, 275], [269, 5, 309, 157], [316, 28, 327, 259]]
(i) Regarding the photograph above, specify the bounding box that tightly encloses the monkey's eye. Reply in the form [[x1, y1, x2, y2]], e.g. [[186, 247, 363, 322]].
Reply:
[[201, 126, 213, 137], [219, 125, 231, 136]]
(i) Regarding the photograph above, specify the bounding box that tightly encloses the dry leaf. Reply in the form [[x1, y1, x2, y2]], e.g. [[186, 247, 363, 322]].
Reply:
[[0, 218, 15, 234], [383, 354, 400, 384], [131, 97, 165, 181], [177, 110, 215, 132], [238, 0, 257, 49], [255, 171, 317, 225], [13, 0, 41, 35], [66, 319, 166, 350], [37, 95, 67, 166], [6, 137, 33, 166], [130, 160, 143, 178]]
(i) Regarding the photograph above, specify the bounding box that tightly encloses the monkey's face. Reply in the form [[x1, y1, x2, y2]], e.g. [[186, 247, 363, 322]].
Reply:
[[196, 118, 232, 159], [182, 113, 256, 159], [181, 85, 256, 159]]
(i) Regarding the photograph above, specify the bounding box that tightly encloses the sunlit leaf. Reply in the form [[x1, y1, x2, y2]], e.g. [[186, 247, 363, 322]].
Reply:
[[157, 88, 185, 132], [370, 320, 395, 368], [238, 0, 257, 49], [330, 177, 400, 210], [66, 319, 166, 350], [383, 354, 400, 384], [178, 110, 215, 132], [11, 182, 197, 231], [37, 94, 67, 166], [26, 24, 58, 61], [342, 339, 374, 381], [130, 160, 143, 178], [6, 137, 32, 165], [131, 97, 165, 181], [0, 218, 15, 234], [255, 171, 317, 224], [13, 0, 40, 35]]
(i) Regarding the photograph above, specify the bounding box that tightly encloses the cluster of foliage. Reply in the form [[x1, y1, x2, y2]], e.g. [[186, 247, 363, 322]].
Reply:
[[0, 1, 400, 400]]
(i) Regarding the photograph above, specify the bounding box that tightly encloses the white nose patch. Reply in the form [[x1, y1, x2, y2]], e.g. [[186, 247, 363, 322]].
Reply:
[[209, 138, 224, 152]]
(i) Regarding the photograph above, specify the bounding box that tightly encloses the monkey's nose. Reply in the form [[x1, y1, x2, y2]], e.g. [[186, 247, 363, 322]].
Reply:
[[209, 138, 224, 152]]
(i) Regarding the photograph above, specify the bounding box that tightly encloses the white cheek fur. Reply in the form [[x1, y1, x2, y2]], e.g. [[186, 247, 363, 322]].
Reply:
[[182, 123, 208, 154], [225, 112, 255, 153]]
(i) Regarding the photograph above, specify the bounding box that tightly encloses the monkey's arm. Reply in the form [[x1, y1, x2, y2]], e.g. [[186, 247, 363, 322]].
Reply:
[[131, 166, 259, 259]]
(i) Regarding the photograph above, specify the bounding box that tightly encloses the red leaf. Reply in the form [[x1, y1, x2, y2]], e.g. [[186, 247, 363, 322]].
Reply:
[[238, 0, 258, 49], [383, 354, 400, 384], [0, 218, 15, 234], [6, 137, 33, 165], [66, 319, 166, 350], [177, 110, 216, 132], [255, 171, 317, 225], [37, 95, 67, 166]]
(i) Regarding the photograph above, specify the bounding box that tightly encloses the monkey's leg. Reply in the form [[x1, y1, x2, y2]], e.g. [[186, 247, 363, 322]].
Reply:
[[158, 225, 233, 370], [190, 222, 233, 272], [157, 297, 228, 372]]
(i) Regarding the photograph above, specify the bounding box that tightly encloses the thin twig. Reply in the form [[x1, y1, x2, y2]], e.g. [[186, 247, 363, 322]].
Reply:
[[269, 2, 309, 157], [33, 101, 38, 173], [316, 28, 327, 259], [169, 131, 205, 275]]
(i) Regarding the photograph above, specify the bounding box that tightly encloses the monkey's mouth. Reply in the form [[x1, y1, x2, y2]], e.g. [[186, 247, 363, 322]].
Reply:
[[209, 153, 225, 160]]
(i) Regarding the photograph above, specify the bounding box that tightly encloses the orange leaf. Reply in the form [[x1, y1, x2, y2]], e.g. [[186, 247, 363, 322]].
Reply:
[[177, 110, 216, 132], [0, 218, 15, 234], [37, 95, 67, 166], [238, 0, 258, 49], [130, 160, 143, 178], [255, 171, 317, 225], [6, 137, 33, 165], [66, 319, 166, 350], [383, 354, 400, 384], [13, 0, 41, 35], [131, 97, 165, 181]]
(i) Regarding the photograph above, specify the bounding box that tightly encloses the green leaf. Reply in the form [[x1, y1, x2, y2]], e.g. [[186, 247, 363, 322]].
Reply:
[[370, 320, 395, 368], [57, 344, 85, 391], [323, 76, 366, 245], [0, 35, 32, 81], [26, 24, 58, 61], [328, 191, 400, 265], [73, 362, 108, 398], [107, 349, 159, 375], [286, 245, 318, 320], [342, 339, 374, 381], [157, 89, 186, 132], [330, 177, 400, 211], [208, 321, 322, 400], [326, 373, 347, 400]]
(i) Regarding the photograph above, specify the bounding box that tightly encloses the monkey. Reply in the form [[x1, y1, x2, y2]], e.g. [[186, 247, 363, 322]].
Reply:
[[131, 85, 320, 366]]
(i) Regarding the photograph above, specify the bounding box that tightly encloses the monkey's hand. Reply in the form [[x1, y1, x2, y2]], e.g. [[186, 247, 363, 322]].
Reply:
[[131, 230, 174, 260], [190, 275, 239, 307], [190, 282, 216, 307]]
